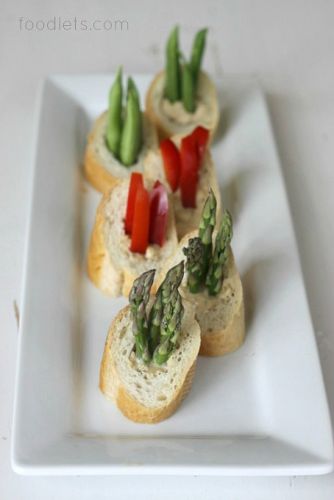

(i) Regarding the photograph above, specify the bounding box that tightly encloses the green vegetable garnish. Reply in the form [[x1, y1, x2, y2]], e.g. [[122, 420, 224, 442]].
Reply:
[[129, 262, 185, 365], [181, 61, 195, 113], [106, 71, 143, 166], [119, 87, 142, 166], [190, 28, 208, 86], [106, 66, 123, 158], [129, 269, 155, 363], [205, 210, 233, 296], [183, 191, 233, 296], [165, 26, 181, 102], [164, 26, 208, 112]]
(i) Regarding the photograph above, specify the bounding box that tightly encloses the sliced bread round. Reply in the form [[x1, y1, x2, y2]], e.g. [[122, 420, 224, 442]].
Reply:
[[99, 301, 201, 423], [145, 70, 219, 141], [87, 179, 178, 297], [159, 230, 245, 356], [171, 148, 222, 240]]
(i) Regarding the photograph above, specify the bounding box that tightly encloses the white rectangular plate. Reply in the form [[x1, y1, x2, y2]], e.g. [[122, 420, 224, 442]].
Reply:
[[12, 74, 333, 476]]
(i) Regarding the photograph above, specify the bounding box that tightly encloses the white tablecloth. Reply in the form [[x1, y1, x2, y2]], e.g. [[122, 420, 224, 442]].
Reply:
[[1, 0, 334, 497]]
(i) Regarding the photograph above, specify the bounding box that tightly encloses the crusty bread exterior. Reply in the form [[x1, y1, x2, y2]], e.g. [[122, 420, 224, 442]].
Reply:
[[159, 230, 245, 356], [99, 303, 200, 423], [145, 70, 219, 141], [87, 180, 178, 297], [84, 111, 159, 194]]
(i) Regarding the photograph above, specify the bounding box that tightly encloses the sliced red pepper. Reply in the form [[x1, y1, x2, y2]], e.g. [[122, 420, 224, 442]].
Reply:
[[179, 135, 199, 208], [130, 184, 150, 254], [125, 172, 143, 235], [149, 181, 169, 247], [160, 138, 181, 192], [190, 126, 209, 165]]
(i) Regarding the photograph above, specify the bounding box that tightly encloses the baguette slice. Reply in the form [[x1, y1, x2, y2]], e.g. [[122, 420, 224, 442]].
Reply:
[[145, 135, 222, 240], [171, 148, 222, 240], [87, 179, 178, 297], [146, 70, 219, 141], [84, 111, 159, 194], [160, 230, 245, 356], [100, 301, 201, 423]]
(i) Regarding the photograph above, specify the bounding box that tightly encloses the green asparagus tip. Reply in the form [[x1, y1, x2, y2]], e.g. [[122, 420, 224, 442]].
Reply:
[[205, 210, 233, 296], [129, 269, 155, 306], [183, 237, 207, 293], [129, 269, 156, 363], [199, 189, 217, 241]]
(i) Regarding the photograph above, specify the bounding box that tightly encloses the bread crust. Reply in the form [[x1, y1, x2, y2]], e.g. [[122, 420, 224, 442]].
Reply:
[[99, 306, 198, 423], [87, 192, 124, 296], [84, 113, 119, 194], [145, 71, 219, 141]]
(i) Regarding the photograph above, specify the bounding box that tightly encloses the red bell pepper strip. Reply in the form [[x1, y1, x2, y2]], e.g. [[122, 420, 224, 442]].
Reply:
[[125, 172, 143, 235], [160, 138, 181, 192], [179, 134, 199, 208], [149, 181, 169, 246], [190, 126, 209, 165], [130, 184, 150, 254]]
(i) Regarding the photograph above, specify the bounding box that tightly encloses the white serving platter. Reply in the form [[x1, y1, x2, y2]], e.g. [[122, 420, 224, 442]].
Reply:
[[11, 74, 333, 475]]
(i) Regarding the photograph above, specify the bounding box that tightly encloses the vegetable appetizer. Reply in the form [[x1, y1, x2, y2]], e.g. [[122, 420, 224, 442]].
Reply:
[[99, 262, 201, 423], [87, 174, 178, 297], [146, 26, 220, 140], [160, 126, 221, 239], [163, 190, 245, 356], [84, 69, 159, 194]]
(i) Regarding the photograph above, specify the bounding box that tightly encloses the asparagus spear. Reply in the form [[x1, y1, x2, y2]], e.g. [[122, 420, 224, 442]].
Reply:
[[183, 237, 206, 293], [148, 289, 163, 354], [199, 189, 217, 276], [181, 61, 195, 113], [205, 210, 233, 296], [119, 87, 142, 166], [148, 261, 184, 356], [129, 269, 155, 362], [106, 66, 123, 157], [190, 28, 208, 87], [165, 26, 181, 102], [153, 289, 184, 365], [159, 261, 184, 305]]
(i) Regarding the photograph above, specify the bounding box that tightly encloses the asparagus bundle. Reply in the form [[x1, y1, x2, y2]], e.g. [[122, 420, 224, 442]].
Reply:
[[183, 190, 233, 296], [165, 26, 208, 112], [106, 68, 142, 166], [129, 261, 185, 365]]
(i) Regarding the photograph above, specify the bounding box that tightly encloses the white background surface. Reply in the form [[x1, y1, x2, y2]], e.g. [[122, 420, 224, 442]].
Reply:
[[1, 0, 334, 497]]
